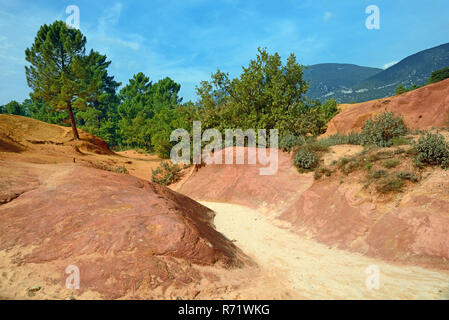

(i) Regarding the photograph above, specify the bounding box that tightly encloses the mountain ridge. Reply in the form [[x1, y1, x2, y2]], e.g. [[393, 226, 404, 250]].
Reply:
[[305, 42, 449, 103]]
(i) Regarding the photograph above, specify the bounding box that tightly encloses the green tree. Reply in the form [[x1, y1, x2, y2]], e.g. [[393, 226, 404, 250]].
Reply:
[[428, 66, 449, 84], [116, 73, 188, 154], [23, 98, 67, 124], [1, 100, 27, 116], [117, 72, 153, 148], [25, 21, 105, 140], [395, 85, 407, 95], [75, 50, 121, 145], [196, 48, 309, 135]]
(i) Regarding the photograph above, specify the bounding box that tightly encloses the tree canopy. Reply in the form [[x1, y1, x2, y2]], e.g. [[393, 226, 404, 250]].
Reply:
[[2, 22, 341, 158], [25, 20, 109, 139], [428, 66, 449, 84], [196, 47, 335, 137]]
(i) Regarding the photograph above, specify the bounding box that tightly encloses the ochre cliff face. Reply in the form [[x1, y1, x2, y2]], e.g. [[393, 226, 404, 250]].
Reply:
[[0, 161, 247, 299], [323, 78, 449, 136], [178, 147, 449, 271]]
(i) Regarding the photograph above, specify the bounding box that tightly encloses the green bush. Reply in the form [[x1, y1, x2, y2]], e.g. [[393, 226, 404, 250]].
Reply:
[[393, 148, 406, 155], [319, 132, 363, 147], [376, 177, 404, 193], [279, 134, 305, 152], [382, 159, 400, 169], [428, 66, 449, 84], [337, 157, 350, 168], [294, 149, 318, 170], [305, 140, 329, 152], [395, 85, 407, 95], [347, 132, 364, 145], [342, 159, 364, 175], [396, 171, 419, 182], [314, 166, 332, 179], [392, 136, 411, 146], [151, 161, 183, 186], [368, 169, 388, 179], [395, 84, 420, 95], [110, 165, 129, 174], [361, 112, 407, 147], [415, 133, 449, 168]]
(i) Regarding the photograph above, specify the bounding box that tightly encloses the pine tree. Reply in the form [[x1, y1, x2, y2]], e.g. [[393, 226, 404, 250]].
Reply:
[[25, 21, 103, 140]]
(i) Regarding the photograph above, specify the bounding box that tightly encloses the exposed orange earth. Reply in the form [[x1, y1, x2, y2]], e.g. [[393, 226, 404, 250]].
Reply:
[[0, 115, 262, 299], [324, 78, 449, 136], [176, 146, 449, 271], [1, 77, 449, 299]]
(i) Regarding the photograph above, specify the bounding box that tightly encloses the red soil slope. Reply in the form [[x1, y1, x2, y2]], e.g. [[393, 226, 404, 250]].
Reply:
[[324, 78, 449, 136], [0, 114, 112, 155], [0, 116, 248, 299], [174, 147, 314, 212], [177, 147, 449, 271]]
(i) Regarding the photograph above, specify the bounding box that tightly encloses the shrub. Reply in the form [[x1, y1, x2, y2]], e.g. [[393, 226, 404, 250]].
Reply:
[[406, 147, 418, 156], [319, 132, 363, 147], [347, 132, 364, 145], [361, 112, 407, 147], [302, 138, 329, 153], [395, 85, 406, 95], [294, 149, 318, 170], [382, 159, 400, 169], [279, 134, 305, 152], [111, 165, 129, 174], [368, 169, 388, 179], [319, 134, 348, 147], [376, 177, 404, 193], [396, 171, 419, 182], [314, 166, 331, 179], [392, 136, 411, 146], [367, 153, 381, 162], [342, 159, 363, 175], [337, 157, 350, 168], [375, 150, 394, 159], [415, 133, 449, 168], [428, 66, 449, 84], [151, 161, 182, 186]]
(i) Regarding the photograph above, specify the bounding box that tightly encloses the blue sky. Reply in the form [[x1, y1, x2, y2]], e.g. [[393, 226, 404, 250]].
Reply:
[[0, 0, 448, 104]]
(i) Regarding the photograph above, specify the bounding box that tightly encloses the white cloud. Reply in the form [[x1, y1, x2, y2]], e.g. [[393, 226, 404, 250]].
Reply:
[[323, 11, 333, 21], [0, 5, 63, 104], [86, 2, 142, 52], [382, 61, 398, 69]]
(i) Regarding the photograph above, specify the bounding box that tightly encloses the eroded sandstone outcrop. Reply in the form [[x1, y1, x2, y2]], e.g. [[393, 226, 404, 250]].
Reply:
[[0, 161, 248, 299], [324, 78, 449, 136]]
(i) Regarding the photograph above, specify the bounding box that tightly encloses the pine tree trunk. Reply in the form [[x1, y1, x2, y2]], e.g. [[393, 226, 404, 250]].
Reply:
[[67, 101, 80, 140]]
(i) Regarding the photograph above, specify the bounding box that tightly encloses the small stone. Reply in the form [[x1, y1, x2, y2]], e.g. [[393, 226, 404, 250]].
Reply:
[[27, 286, 42, 297]]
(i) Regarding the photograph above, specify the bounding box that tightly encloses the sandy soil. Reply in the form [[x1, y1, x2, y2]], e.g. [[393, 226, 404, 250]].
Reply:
[[115, 150, 161, 181], [201, 201, 449, 300], [321, 145, 364, 166]]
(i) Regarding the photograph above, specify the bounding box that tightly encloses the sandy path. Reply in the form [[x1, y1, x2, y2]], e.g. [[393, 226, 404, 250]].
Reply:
[[200, 201, 449, 300]]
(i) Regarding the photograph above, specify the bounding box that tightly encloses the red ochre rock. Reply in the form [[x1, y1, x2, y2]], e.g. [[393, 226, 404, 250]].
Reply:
[[323, 78, 449, 136], [179, 147, 449, 270], [177, 146, 314, 212], [0, 161, 246, 299]]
